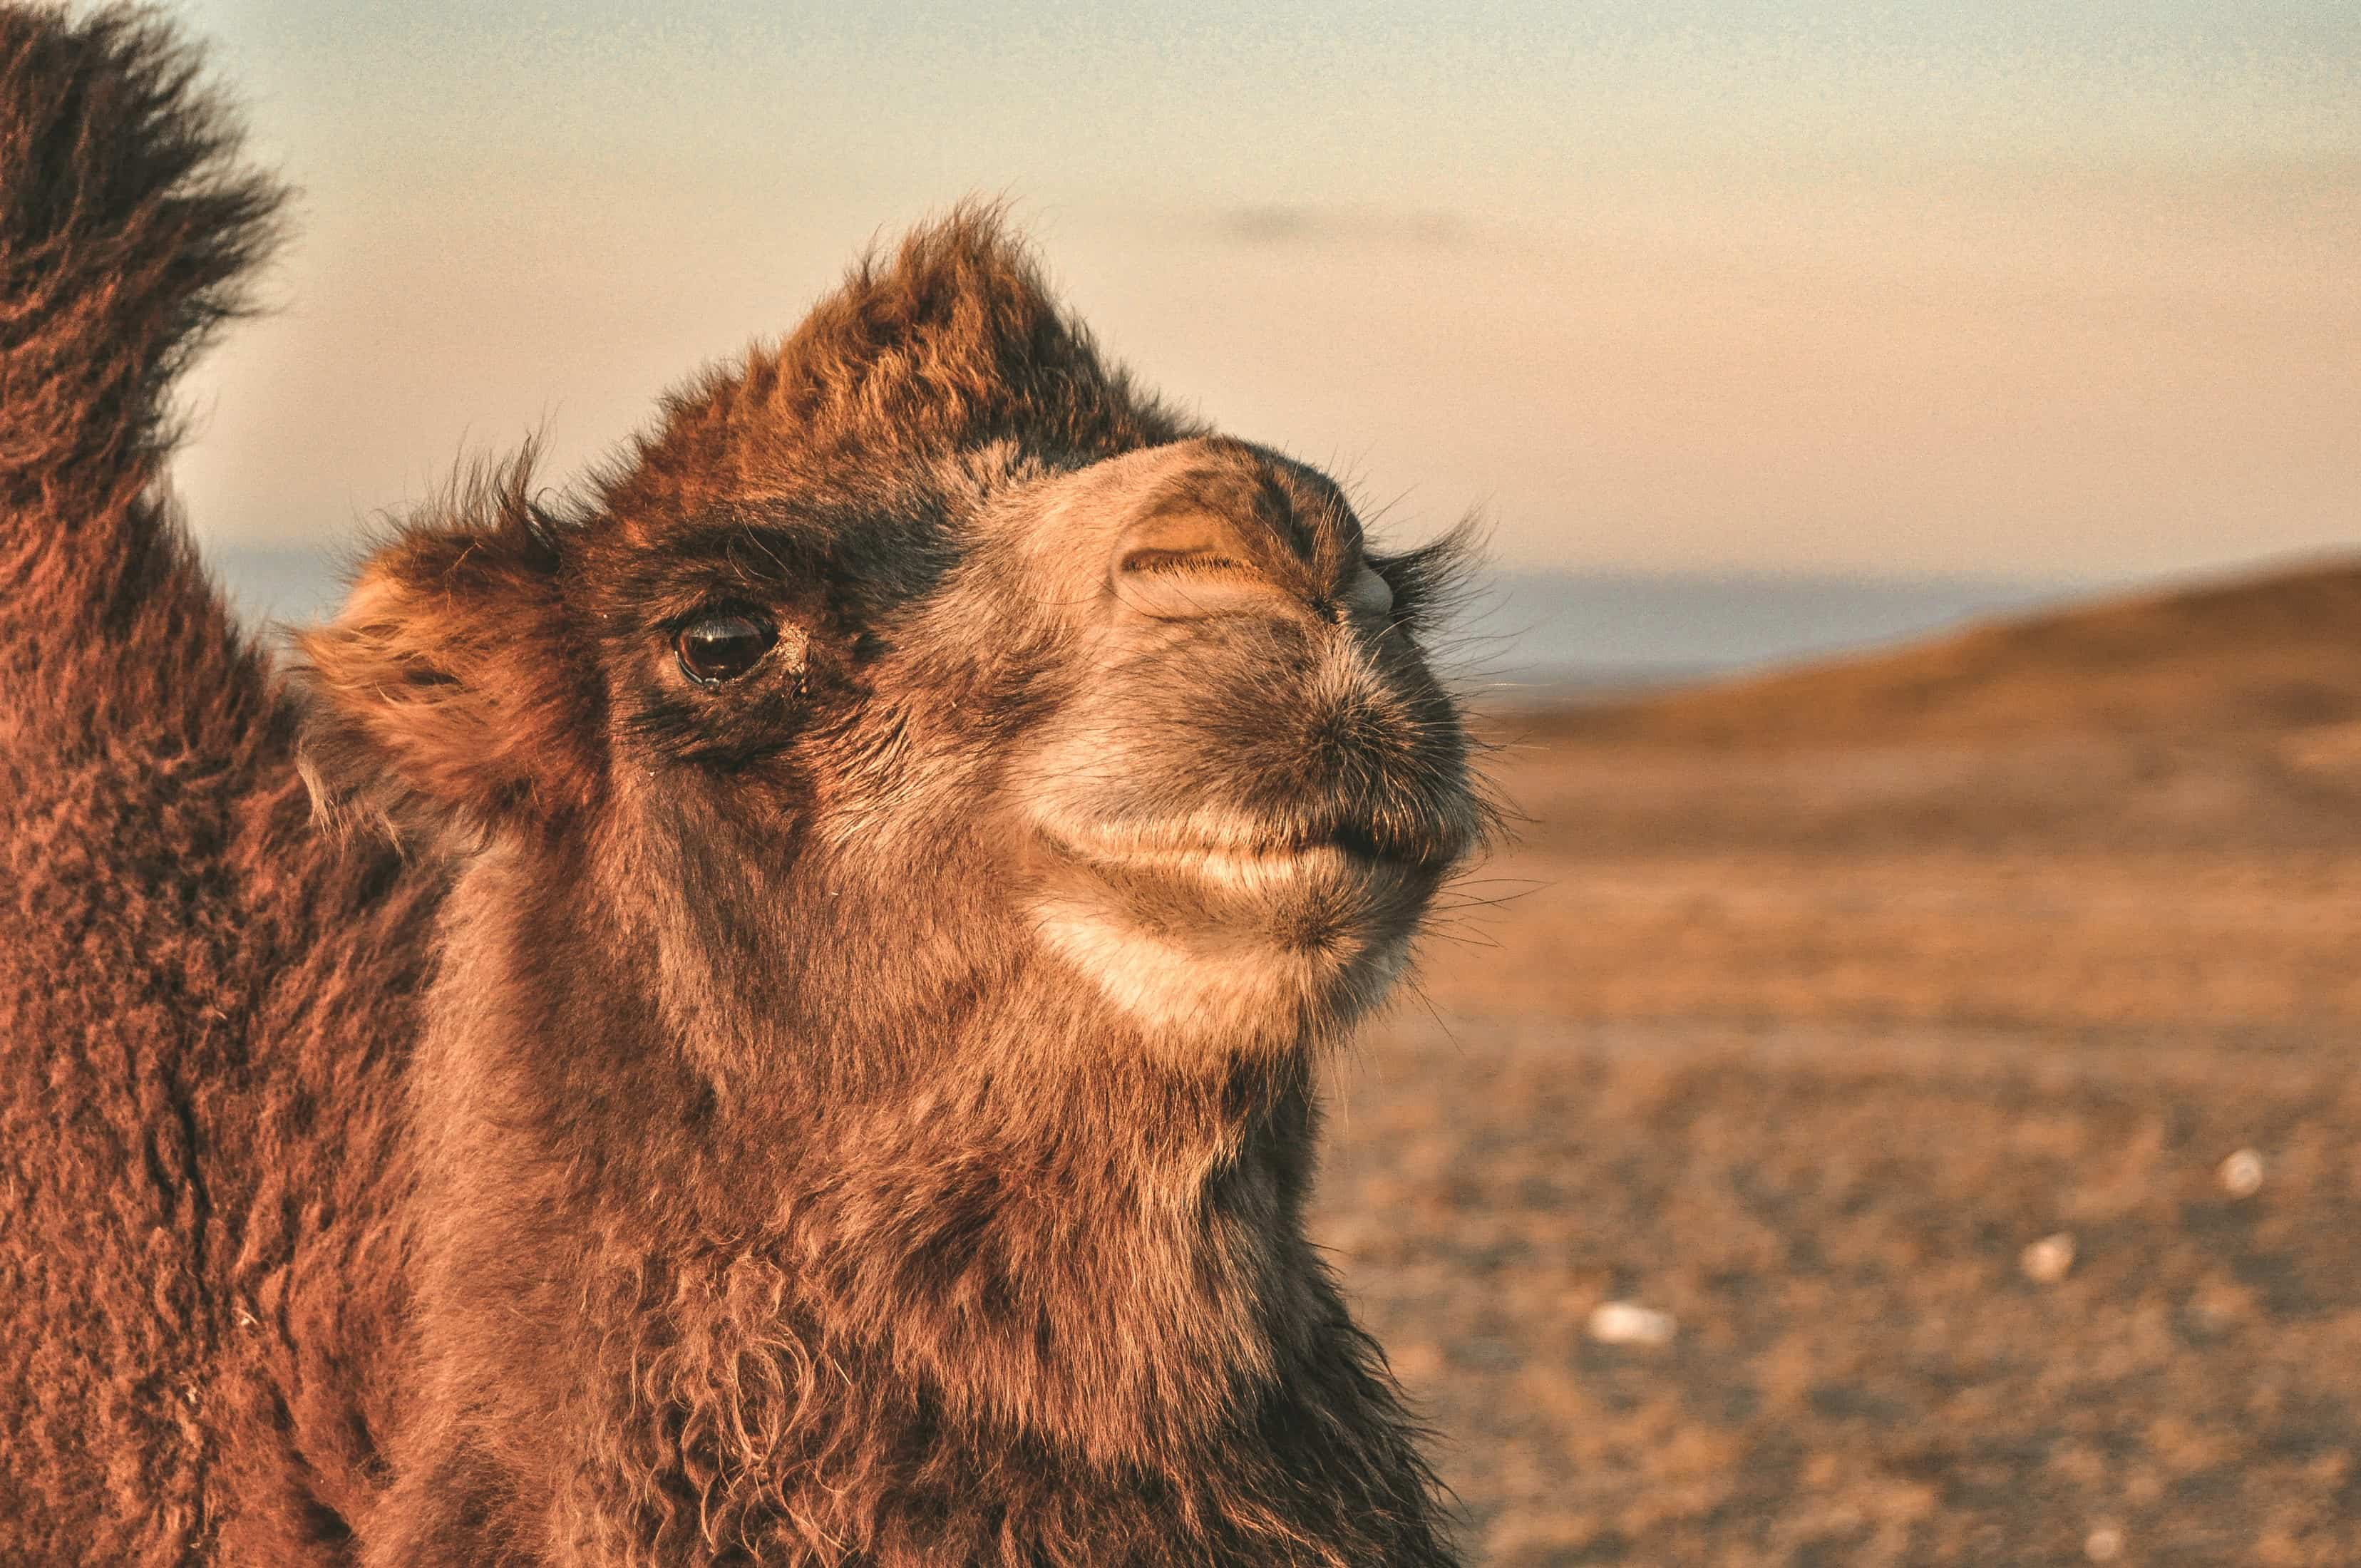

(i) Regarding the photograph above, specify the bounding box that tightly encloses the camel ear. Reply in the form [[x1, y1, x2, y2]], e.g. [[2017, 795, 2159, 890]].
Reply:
[[295, 465, 599, 842]]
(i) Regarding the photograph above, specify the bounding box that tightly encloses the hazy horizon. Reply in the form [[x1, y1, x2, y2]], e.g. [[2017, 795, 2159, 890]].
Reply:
[[205, 535, 2111, 693], [164, 1, 2355, 581]]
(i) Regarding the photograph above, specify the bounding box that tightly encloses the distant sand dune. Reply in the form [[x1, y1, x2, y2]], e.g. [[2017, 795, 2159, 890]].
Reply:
[[1527, 558, 2361, 748]]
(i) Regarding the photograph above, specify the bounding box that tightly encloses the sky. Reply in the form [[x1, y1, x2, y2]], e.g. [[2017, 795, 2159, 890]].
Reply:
[[165, 1, 2357, 581]]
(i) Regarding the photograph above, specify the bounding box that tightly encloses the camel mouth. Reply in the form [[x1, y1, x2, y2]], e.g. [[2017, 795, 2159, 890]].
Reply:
[[1020, 813, 1440, 1044], [1029, 817, 1460, 889], [1321, 821, 1461, 874]]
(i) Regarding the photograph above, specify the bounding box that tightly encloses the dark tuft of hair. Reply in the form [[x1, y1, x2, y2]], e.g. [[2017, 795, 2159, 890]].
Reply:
[[0, 3, 286, 499]]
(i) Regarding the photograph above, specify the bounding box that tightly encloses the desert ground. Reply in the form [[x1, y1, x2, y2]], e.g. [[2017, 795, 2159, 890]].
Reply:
[[1312, 564, 2361, 1564]]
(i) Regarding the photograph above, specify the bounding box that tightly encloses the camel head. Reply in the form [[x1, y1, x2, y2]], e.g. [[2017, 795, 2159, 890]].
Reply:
[[296, 210, 1484, 1097]]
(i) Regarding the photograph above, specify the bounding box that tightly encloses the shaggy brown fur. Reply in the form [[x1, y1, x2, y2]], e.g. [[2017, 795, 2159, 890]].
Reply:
[[0, 7, 441, 1563], [1, 6, 1486, 1564]]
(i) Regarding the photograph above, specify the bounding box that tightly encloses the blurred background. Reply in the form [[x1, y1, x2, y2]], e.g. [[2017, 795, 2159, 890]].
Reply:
[[172, 2, 2357, 1562], [173, 0, 2353, 684]]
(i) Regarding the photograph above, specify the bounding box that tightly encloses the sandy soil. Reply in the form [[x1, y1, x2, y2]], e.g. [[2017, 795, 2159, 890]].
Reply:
[[1310, 718, 2361, 1564]]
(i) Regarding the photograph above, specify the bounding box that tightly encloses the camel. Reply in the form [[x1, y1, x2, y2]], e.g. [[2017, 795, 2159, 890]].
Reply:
[[0, 7, 1487, 1563]]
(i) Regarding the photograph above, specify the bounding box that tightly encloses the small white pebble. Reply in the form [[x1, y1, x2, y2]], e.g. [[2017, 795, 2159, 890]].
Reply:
[[2021, 1232, 2077, 1284], [2220, 1148, 2265, 1198], [2084, 1523, 2124, 1561], [1587, 1301, 1677, 1347]]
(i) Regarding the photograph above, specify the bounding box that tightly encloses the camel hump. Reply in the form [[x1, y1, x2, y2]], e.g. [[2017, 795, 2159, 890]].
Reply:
[[0, 3, 282, 502], [0, 4, 286, 758]]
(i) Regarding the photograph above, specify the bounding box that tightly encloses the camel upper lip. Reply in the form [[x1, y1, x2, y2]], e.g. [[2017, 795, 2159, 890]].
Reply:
[[1278, 816, 1466, 872]]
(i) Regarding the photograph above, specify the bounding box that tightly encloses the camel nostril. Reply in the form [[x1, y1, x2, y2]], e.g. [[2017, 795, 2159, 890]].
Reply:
[[1118, 546, 1252, 577], [1114, 505, 1263, 577], [1109, 509, 1295, 621]]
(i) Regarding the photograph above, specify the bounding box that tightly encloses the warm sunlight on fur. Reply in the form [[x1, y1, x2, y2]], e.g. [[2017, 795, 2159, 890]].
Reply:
[[0, 6, 1488, 1563]]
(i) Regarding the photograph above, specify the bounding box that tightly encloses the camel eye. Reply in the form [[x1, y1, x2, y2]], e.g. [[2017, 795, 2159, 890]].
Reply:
[[674, 612, 774, 686]]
